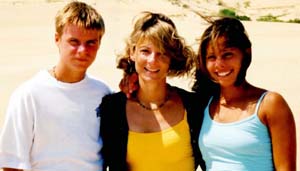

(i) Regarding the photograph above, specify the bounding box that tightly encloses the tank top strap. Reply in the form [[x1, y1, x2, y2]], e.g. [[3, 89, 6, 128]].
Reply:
[[183, 110, 188, 120], [254, 91, 268, 114], [207, 96, 214, 107]]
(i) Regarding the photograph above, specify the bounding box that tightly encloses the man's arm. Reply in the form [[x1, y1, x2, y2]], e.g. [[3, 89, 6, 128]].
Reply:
[[119, 72, 138, 98]]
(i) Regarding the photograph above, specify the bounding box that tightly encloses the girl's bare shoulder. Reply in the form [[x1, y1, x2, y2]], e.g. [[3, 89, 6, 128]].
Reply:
[[260, 91, 293, 124]]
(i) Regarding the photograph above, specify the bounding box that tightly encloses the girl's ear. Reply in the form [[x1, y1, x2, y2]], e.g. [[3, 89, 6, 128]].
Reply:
[[246, 47, 251, 57]]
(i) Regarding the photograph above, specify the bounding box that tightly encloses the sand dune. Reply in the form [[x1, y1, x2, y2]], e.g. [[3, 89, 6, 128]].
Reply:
[[0, 0, 299, 170]]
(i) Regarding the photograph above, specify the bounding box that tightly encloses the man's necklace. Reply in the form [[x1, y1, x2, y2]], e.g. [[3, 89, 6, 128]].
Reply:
[[136, 94, 169, 111], [52, 66, 58, 80]]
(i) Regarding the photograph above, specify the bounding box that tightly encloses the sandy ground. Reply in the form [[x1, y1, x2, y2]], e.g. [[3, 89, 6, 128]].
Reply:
[[0, 0, 299, 170]]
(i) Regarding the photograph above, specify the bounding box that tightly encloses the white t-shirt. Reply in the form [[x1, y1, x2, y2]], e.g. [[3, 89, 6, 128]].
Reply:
[[0, 70, 111, 171]]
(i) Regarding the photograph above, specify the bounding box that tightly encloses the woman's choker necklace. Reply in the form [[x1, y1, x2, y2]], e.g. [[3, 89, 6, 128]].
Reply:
[[136, 93, 170, 111]]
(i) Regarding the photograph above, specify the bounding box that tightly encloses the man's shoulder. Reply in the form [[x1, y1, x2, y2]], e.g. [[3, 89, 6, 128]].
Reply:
[[102, 91, 126, 102], [86, 75, 112, 93], [13, 71, 46, 92], [5, 70, 48, 107]]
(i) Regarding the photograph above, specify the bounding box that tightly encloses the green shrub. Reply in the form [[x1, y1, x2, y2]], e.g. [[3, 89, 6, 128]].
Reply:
[[287, 18, 300, 23], [219, 8, 251, 21], [219, 8, 236, 18], [257, 14, 283, 22], [236, 15, 251, 21]]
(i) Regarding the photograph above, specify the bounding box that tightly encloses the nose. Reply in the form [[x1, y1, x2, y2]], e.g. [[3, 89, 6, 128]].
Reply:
[[78, 44, 87, 53], [147, 52, 158, 63], [215, 58, 225, 68]]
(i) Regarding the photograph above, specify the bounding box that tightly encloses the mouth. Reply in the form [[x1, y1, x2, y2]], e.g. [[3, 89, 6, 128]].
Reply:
[[75, 58, 92, 65], [216, 70, 232, 77], [145, 67, 160, 73]]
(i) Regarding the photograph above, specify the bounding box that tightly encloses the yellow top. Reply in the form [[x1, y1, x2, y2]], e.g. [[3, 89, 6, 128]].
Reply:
[[126, 112, 194, 171]]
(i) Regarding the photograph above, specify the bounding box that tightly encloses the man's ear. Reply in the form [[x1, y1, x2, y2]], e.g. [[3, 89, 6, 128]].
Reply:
[[55, 33, 60, 44]]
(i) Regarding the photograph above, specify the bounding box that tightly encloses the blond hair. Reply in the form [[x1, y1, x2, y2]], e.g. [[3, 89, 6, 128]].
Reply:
[[55, 1, 105, 37], [117, 11, 195, 77]]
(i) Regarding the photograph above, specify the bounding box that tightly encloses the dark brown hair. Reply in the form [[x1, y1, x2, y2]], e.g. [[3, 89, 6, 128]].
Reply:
[[193, 17, 252, 95]]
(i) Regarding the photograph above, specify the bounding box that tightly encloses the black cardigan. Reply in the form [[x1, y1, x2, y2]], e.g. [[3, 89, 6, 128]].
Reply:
[[98, 86, 206, 171]]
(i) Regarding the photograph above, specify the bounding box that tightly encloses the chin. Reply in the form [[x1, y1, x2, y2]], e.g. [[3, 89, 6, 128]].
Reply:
[[142, 76, 162, 82]]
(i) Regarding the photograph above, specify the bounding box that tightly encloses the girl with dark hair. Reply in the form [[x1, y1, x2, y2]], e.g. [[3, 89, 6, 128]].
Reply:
[[195, 17, 296, 171]]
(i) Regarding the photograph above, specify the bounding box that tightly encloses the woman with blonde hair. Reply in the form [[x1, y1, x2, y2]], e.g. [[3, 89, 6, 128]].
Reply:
[[98, 11, 206, 171]]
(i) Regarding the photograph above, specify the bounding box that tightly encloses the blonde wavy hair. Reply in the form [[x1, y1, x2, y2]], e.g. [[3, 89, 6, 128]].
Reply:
[[117, 11, 195, 77]]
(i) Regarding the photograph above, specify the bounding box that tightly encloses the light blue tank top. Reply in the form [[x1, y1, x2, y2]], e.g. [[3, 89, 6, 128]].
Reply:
[[198, 92, 274, 171]]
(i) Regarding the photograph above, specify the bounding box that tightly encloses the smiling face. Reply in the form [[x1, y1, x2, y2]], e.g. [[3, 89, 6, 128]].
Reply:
[[130, 38, 170, 83], [205, 36, 244, 88], [55, 23, 102, 73], [196, 18, 252, 92]]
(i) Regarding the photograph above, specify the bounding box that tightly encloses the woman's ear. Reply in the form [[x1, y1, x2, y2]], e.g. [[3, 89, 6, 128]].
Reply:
[[246, 47, 251, 57], [130, 46, 136, 61]]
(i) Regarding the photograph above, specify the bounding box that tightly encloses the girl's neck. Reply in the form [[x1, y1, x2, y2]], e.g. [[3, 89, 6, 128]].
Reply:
[[219, 82, 251, 105], [137, 82, 169, 104]]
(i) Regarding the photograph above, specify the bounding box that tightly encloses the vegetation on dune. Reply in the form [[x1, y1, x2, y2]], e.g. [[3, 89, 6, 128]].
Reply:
[[167, 0, 299, 24]]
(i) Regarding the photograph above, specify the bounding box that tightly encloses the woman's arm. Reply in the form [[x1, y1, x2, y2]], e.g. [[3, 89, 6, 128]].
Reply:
[[263, 92, 296, 171], [3, 168, 23, 171]]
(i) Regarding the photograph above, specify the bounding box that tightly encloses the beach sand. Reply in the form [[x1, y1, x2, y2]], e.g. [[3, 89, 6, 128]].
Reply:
[[0, 0, 299, 170]]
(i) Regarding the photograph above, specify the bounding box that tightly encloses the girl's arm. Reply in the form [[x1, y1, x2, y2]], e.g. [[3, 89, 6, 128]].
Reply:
[[262, 92, 296, 171]]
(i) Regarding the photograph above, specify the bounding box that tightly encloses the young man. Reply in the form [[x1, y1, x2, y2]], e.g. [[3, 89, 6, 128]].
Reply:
[[0, 1, 111, 171]]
